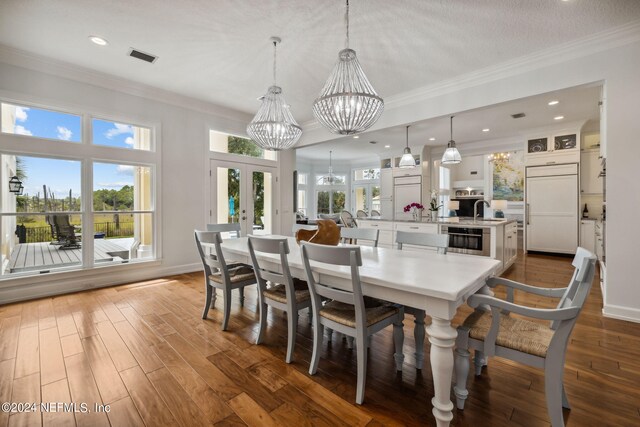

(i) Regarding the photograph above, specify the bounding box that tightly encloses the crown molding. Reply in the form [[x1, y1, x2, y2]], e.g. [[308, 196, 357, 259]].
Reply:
[[301, 19, 640, 141], [385, 20, 640, 110], [0, 44, 253, 124]]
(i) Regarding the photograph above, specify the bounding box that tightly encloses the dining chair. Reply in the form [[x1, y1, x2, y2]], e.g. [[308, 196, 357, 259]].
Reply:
[[370, 210, 381, 217], [356, 209, 368, 218], [248, 236, 312, 363], [396, 231, 449, 369], [340, 227, 380, 247], [453, 247, 597, 427], [301, 242, 405, 404], [194, 230, 257, 330], [340, 210, 357, 228]]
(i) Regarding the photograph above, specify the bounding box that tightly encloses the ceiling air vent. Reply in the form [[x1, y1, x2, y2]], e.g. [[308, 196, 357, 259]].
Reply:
[[128, 48, 158, 64], [511, 112, 526, 119]]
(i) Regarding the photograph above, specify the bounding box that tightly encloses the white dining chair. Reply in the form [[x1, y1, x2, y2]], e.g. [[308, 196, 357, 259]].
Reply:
[[340, 227, 380, 247], [248, 236, 312, 363], [207, 222, 242, 239], [453, 247, 597, 427], [301, 242, 405, 404], [395, 231, 449, 369], [194, 230, 257, 330]]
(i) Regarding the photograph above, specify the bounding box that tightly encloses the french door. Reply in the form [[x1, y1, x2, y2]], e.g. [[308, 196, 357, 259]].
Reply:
[[352, 183, 380, 214], [210, 160, 276, 236]]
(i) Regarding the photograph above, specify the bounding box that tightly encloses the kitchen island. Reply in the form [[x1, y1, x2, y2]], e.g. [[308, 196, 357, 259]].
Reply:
[[358, 216, 518, 274]]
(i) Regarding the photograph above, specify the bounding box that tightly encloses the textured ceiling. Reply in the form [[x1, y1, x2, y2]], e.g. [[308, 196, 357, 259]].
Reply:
[[0, 0, 638, 125], [296, 84, 601, 162]]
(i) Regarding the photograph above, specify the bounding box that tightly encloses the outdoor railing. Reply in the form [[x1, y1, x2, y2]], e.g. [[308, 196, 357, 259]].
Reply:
[[21, 221, 135, 243]]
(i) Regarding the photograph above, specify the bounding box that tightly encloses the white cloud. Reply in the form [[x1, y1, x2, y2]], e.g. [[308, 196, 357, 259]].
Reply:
[[97, 182, 132, 188], [116, 165, 135, 175], [15, 107, 29, 122], [57, 126, 72, 141], [14, 125, 32, 136], [105, 123, 134, 139], [124, 136, 135, 146]]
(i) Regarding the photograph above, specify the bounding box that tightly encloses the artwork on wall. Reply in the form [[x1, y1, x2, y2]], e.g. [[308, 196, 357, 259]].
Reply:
[[492, 151, 524, 201]]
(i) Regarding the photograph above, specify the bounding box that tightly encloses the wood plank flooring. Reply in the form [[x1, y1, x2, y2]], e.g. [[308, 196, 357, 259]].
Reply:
[[1, 252, 639, 426]]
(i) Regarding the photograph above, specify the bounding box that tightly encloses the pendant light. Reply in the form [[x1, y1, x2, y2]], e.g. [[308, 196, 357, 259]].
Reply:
[[247, 37, 302, 151], [398, 125, 415, 168], [312, 0, 384, 135], [441, 115, 462, 165], [327, 150, 335, 184]]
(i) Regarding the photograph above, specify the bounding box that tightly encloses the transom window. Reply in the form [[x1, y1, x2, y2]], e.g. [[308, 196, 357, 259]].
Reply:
[[1, 103, 81, 142], [353, 168, 380, 181], [210, 131, 276, 160], [315, 174, 346, 185], [92, 118, 152, 151]]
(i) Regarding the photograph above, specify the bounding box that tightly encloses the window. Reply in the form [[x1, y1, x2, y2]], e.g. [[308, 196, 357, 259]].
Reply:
[[0, 100, 157, 279], [353, 168, 380, 181], [92, 118, 152, 151], [296, 173, 308, 217], [1, 103, 81, 142], [1, 155, 83, 276], [316, 174, 346, 185], [210, 131, 276, 160], [316, 190, 345, 215], [92, 163, 154, 264]]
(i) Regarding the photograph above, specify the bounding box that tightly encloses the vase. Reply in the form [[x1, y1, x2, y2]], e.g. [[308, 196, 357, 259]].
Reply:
[[412, 208, 422, 222], [430, 210, 438, 222]]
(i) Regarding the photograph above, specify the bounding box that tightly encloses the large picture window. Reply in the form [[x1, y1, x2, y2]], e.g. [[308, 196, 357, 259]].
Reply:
[[210, 131, 276, 160], [0, 101, 157, 279]]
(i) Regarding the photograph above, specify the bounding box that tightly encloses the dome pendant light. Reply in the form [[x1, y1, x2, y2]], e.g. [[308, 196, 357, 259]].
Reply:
[[312, 0, 384, 135], [441, 115, 462, 165], [247, 37, 302, 151], [398, 125, 415, 168]]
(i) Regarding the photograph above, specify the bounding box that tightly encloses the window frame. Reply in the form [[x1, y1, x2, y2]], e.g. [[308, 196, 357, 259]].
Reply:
[[1, 101, 83, 144], [0, 96, 160, 282]]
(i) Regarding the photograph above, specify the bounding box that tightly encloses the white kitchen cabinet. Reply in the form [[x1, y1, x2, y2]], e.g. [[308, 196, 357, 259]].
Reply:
[[524, 131, 580, 166], [358, 220, 394, 248], [503, 222, 518, 270], [580, 219, 596, 254], [580, 149, 603, 195], [595, 221, 604, 259], [394, 175, 421, 220], [526, 164, 578, 254], [379, 168, 393, 218]]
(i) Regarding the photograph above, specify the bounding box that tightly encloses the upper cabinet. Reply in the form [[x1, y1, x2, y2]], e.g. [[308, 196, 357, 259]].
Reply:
[[524, 130, 580, 166]]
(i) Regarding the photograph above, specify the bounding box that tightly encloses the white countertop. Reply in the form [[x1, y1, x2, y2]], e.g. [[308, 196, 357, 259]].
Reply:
[[359, 216, 517, 227]]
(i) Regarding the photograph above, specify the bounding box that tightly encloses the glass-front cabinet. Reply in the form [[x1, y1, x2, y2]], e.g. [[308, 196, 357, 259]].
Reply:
[[525, 131, 580, 166]]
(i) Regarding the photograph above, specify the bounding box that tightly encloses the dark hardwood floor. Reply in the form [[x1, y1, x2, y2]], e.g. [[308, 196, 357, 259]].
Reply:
[[1, 251, 639, 426]]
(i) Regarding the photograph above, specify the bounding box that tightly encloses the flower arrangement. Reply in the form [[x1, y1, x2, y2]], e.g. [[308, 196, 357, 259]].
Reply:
[[429, 190, 443, 212], [403, 202, 424, 213]]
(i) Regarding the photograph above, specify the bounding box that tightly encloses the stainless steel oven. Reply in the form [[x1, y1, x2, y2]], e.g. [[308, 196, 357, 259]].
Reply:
[[441, 226, 491, 256]]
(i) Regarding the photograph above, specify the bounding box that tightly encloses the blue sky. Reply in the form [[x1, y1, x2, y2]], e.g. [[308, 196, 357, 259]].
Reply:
[[7, 105, 138, 197]]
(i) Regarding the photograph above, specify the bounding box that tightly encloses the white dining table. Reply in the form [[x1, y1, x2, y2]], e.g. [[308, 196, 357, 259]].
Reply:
[[214, 235, 501, 427]]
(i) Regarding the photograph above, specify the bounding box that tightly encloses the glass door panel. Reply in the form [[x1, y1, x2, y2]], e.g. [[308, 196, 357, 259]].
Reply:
[[210, 160, 276, 236], [354, 186, 368, 213]]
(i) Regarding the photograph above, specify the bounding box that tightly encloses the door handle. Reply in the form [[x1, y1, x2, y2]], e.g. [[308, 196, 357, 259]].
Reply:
[[526, 203, 530, 225], [242, 216, 247, 220]]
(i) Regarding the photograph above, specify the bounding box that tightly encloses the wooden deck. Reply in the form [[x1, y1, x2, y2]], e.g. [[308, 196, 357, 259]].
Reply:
[[8, 239, 131, 273]]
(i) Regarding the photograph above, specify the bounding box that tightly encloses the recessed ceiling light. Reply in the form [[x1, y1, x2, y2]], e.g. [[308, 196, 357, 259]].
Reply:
[[429, 137, 435, 141], [554, 115, 565, 120], [548, 100, 559, 106], [353, 135, 360, 139], [384, 145, 390, 148], [89, 36, 108, 46], [482, 128, 490, 132]]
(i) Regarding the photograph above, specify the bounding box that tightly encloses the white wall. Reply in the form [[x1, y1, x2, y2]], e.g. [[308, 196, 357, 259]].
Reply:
[[0, 60, 254, 302], [293, 29, 640, 322]]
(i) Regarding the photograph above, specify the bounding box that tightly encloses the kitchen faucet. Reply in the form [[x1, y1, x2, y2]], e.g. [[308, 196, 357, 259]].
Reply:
[[474, 199, 491, 220]]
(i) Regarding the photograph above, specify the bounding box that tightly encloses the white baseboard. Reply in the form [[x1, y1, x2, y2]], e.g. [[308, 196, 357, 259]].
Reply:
[[0, 262, 201, 305], [602, 304, 640, 324]]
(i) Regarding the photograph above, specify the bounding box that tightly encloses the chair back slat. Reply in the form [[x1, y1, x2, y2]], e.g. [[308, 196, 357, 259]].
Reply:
[[396, 231, 448, 254], [314, 283, 356, 305], [340, 227, 380, 247], [207, 223, 241, 238]]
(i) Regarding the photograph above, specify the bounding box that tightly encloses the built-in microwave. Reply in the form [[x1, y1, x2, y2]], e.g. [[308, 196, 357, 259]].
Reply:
[[441, 226, 491, 256]]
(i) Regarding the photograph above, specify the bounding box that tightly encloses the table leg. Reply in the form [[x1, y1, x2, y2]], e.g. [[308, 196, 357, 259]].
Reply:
[[426, 317, 458, 427]]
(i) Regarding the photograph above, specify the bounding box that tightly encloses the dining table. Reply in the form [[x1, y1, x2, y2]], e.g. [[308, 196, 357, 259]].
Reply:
[[214, 235, 501, 427]]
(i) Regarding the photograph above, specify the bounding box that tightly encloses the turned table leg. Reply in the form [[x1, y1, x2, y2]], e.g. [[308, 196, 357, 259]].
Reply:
[[426, 317, 458, 427]]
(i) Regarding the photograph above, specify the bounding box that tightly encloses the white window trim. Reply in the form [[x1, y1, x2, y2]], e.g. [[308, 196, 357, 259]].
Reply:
[[0, 97, 161, 284]]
